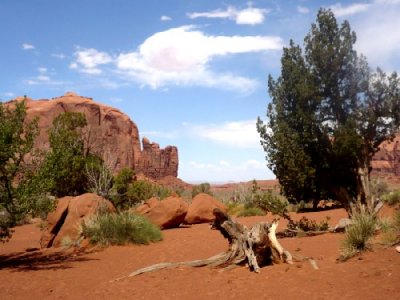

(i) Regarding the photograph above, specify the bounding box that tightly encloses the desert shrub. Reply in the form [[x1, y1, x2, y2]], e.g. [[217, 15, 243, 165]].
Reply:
[[381, 190, 400, 206], [126, 180, 155, 205], [192, 183, 212, 198], [85, 157, 114, 199], [225, 202, 244, 216], [237, 206, 266, 217], [341, 209, 377, 259], [81, 211, 162, 246], [380, 210, 400, 246], [253, 190, 289, 219], [287, 216, 330, 232], [61, 236, 73, 249], [370, 179, 389, 199]]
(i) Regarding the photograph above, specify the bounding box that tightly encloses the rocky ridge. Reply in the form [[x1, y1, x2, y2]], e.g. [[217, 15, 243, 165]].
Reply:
[[11, 92, 178, 180]]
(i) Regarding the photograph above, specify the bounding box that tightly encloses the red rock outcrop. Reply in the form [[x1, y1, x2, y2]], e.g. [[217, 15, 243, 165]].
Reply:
[[371, 133, 400, 177], [40, 193, 115, 248], [184, 193, 226, 224], [139, 196, 188, 229], [9, 92, 178, 179]]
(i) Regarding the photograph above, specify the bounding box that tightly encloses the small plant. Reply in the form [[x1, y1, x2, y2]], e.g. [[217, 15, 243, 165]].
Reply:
[[225, 202, 245, 216], [341, 208, 377, 259], [253, 191, 289, 219], [237, 206, 266, 217], [81, 211, 162, 246], [192, 183, 212, 198], [61, 235, 74, 249], [380, 210, 400, 246], [287, 216, 330, 232], [381, 190, 400, 206]]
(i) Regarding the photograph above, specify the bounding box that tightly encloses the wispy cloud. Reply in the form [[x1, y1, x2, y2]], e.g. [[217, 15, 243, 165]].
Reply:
[[70, 48, 113, 74], [160, 15, 172, 21], [329, 3, 370, 17], [115, 26, 282, 92], [188, 3, 269, 25], [25, 67, 66, 85], [355, 3, 400, 69], [52, 53, 66, 59], [181, 158, 270, 182], [297, 5, 310, 14], [22, 43, 35, 50], [190, 120, 261, 149]]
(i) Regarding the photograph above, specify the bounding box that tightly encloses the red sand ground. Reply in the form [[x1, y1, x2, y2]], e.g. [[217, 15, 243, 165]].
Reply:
[[0, 208, 399, 300]]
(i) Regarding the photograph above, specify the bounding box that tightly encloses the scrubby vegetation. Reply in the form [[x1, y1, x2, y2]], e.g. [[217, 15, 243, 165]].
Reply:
[[341, 207, 378, 259], [81, 211, 162, 246], [381, 190, 400, 206], [192, 182, 212, 198]]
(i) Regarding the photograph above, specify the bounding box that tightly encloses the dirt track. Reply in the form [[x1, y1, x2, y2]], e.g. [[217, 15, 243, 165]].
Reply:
[[1, 208, 399, 299]]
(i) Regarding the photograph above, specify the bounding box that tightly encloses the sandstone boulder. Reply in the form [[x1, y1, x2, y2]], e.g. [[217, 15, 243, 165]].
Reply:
[[184, 193, 227, 224], [135, 197, 160, 215], [40, 193, 115, 248], [141, 196, 188, 229]]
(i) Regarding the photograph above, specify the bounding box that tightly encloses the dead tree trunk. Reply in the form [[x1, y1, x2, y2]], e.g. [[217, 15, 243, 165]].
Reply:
[[122, 209, 292, 279]]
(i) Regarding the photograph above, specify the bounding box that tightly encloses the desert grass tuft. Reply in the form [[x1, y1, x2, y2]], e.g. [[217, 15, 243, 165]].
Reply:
[[341, 209, 377, 259], [82, 211, 162, 246]]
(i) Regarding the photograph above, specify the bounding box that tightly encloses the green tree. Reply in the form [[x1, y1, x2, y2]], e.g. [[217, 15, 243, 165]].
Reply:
[[0, 99, 39, 239], [110, 167, 135, 209], [257, 9, 400, 211], [37, 112, 93, 197], [192, 182, 212, 198]]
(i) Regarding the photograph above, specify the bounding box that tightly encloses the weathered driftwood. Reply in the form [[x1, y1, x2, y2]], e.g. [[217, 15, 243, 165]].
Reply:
[[118, 208, 293, 280]]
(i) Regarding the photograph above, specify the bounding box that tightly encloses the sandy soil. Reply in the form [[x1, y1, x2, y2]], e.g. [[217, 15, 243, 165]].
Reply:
[[0, 208, 399, 300]]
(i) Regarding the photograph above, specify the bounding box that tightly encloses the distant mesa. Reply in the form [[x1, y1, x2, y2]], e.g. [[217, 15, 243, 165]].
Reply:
[[8, 92, 178, 181]]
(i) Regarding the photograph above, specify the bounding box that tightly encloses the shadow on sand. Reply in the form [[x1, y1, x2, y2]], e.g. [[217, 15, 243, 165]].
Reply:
[[0, 248, 97, 272]]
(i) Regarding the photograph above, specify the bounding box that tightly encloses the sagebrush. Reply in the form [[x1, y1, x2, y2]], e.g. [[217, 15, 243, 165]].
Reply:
[[81, 211, 162, 246]]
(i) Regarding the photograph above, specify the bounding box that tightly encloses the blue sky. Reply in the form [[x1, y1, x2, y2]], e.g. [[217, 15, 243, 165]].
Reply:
[[1, 0, 400, 183]]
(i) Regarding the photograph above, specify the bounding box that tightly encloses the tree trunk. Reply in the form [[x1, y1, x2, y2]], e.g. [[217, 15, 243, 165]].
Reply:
[[122, 209, 293, 278]]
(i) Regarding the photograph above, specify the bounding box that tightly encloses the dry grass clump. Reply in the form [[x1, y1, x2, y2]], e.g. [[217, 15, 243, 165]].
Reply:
[[81, 211, 162, 246], [341, 207, 378, 259]]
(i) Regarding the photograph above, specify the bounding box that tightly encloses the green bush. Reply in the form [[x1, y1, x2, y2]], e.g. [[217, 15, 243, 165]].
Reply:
[[287, 216, 330, 232], [81, 211, 162, 246], [381, 190, 400, 206], [237, 206, 266, 217], [380, 210, 400, 246], [253, 190, 289, 219], [341, 209, 377, 259], [192, 183, 212, 198]]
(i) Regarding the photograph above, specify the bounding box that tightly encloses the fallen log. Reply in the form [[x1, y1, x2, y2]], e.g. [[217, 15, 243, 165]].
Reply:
[[115, 208, 293, 280]]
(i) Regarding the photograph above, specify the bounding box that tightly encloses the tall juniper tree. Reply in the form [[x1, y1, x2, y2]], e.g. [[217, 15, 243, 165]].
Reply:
[[257, 9, 400, 211]]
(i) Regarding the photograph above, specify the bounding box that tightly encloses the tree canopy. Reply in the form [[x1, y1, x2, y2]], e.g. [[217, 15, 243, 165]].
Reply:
[[257, 9, 400, 210], [0, 99, 39, 239]]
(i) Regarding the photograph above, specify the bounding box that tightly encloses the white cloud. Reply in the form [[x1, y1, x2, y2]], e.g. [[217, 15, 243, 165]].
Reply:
[[116, 26, 282, 92], [161, 15, 172, 21], [188, 4, 269, 25], [181, 158, 272, 182], [2, 92, 15, 98], [297, 5, 310, 14], [38, 67, 47, 74], [52, 53, 66, 59], [191, 120, 260, 149], [330, 3, 370, 17], [22, 43, 35, 50], [355, 5, 400, 69], [70, 48, 112, 74]]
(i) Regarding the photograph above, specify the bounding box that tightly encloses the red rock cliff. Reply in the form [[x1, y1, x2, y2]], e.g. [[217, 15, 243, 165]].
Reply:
[[11, 92, 178, 179], [371, 133, 400, 177]]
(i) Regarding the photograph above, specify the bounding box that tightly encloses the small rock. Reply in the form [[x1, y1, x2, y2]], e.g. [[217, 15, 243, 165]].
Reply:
[[396, 246, 400, 253]]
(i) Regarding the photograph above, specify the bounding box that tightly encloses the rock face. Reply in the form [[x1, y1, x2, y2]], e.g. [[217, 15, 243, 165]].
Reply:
[[11, 92, 178, 179], [40, 193, 115, 248], [138, 196, 188, 229], [184, 193, 227, 225], [371, 133, 400, 177]]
